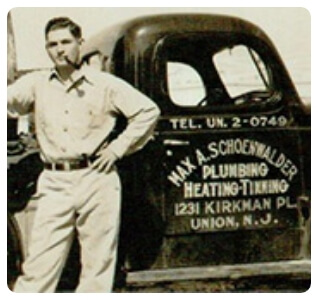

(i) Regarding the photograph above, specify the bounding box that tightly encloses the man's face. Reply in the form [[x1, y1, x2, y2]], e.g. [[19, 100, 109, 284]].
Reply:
[[45, 28, 81, 68]]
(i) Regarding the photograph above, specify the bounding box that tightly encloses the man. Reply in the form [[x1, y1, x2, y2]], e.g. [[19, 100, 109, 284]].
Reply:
[[7, 17, 160, 293]]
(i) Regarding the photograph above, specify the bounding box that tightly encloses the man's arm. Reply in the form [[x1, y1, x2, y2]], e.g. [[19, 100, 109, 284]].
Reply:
[[7, 73, 36, 118], [91, 76, 160, 173]]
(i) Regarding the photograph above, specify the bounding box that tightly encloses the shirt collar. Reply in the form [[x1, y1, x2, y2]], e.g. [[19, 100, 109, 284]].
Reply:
[[48, 66, 93, 87]]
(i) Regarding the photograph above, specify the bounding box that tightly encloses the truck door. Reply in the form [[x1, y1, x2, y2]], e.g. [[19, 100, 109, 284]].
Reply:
[[150, 33, 307, 268]]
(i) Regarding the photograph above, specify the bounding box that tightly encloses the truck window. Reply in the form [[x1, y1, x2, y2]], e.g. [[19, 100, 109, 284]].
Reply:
[[160, 35, 278, 110], [213, 45, 270, 104], [167, 62, 206, 106]]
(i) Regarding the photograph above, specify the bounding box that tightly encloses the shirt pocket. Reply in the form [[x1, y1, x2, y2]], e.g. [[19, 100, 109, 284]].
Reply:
[[79, 100, 107, 129], [88, 105, 106, 128]]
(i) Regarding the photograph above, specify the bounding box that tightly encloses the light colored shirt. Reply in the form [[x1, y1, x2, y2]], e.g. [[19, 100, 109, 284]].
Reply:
[[8, 66, 160, 163]]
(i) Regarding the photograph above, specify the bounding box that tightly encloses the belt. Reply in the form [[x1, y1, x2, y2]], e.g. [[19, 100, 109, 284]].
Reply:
[[44, 157, 95, 171]]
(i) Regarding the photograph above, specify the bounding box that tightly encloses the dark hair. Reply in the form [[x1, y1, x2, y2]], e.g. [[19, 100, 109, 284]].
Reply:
[[45, 17, 82, 39]]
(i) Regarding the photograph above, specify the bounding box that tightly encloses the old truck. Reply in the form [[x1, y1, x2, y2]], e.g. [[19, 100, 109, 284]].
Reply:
[[8, 13, 310, 291]]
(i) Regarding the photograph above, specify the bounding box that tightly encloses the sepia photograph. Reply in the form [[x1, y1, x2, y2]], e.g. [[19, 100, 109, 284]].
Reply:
[[6, 6, 311, 293]]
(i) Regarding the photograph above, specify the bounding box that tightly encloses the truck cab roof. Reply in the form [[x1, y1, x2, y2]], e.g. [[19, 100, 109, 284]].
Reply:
[[81, 14, 276, 60]]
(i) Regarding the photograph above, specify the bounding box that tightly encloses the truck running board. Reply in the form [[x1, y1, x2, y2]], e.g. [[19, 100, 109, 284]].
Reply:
[[126, 259, 310, 284]]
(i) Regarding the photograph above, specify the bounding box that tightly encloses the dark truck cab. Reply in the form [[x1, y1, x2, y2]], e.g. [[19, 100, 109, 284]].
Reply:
[[8, 14, 310, 289]]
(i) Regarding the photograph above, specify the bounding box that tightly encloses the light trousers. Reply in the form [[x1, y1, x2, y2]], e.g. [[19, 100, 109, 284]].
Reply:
[[13, 167, 121, 293]]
